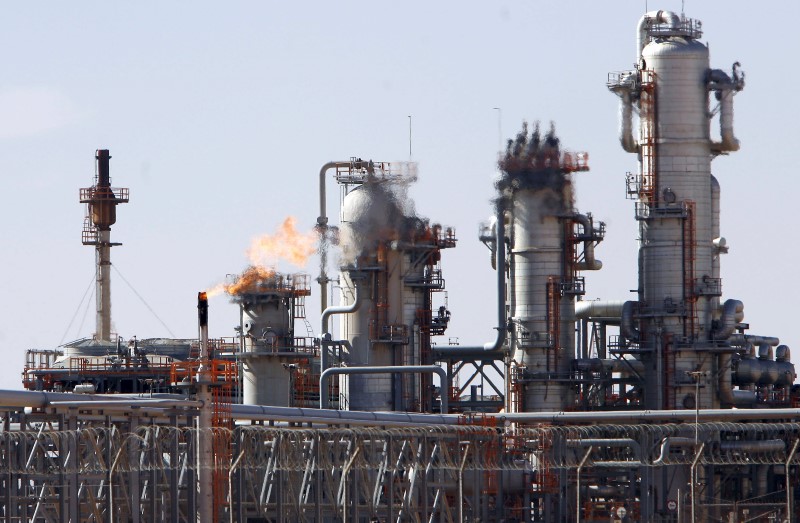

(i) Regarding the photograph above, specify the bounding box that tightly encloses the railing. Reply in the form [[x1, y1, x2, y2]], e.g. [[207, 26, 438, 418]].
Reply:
[[170, 360, 238, 386], [79, 186, 130, 202], [646, 15, 702, 40], [694, 276, 722, 297], [335, 158, 418, 186]]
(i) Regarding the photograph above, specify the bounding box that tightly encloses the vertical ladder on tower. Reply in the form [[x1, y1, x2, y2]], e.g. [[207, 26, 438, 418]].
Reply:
[[546, 277, 561, 372], [639, 69, 658, 206], [682, 201, 698, 339]]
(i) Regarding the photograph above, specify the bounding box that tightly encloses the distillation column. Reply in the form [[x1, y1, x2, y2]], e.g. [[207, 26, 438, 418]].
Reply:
[[332, 161, 452, 412], [608, 11, 750, 411], [502, 124, 602, 412], [608, 12, 748, 520]]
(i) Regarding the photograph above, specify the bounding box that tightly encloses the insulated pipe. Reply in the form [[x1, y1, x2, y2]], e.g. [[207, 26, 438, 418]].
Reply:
[[317, 161, 351, 314], [320, 277, 362, 377], [719, 439, 785, 453], [637, 10, 681, 62], [0, 390, 196, 409], [433, 205, 506, 358], [708, 70, 741, 153], [229, 403, 457, 426], [48, 399, 202, 410], [619, 90, 639, 153], [653, 437, 696, 465], [713, 299, 744, 340], [572, 214, 602, 271], [10, 387, 800, 425], [734, 358, 795, 387], [729, 333, 780, 348], [575, 300, 625, 320], [621, 301, 640, 343], [567, 438, 642, 460], [574, 358, 645, 375], [319, 365, 448, 412], [719, 351, 757, 407], [228, 405, 800, 426]]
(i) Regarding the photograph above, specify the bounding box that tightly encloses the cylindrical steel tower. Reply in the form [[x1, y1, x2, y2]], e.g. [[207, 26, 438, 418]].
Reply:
[[502, 124, 602, 412], [230, 269, 312, 407], [609, 11, 748, 410], [80, 150, 129, 342], [334, 161, 453, 412]]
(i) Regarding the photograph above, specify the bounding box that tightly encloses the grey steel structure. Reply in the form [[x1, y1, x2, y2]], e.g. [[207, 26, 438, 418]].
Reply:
[[231, 270, 315, 407], [499, 123, 605, 413], [10, 9, 800, 523]]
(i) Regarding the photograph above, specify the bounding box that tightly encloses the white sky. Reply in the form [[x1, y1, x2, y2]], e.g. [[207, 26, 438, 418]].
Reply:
[[1, 2, 798, 390]]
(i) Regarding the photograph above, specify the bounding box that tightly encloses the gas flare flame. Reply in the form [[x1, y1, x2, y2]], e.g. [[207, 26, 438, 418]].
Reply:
[[205, 216, 315, 297], [224, 265, 277, 295], [247, 216, 316, 268]]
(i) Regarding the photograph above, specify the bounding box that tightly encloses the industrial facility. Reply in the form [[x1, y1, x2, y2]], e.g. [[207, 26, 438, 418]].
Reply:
[[6, 9, 800, 522]]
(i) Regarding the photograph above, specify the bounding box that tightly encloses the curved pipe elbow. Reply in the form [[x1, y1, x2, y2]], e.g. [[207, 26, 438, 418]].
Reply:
[[713, 299, 744, 341], [619, 91, 639, 154], [621, 301, 640, 343], [572, 214, 602, 271], [717, 90, 740, 152], [637, 10, 680, 62], [321, 279, 362, 336], [318, 161, 350, 225], [434, 205, 507, 357], [575, 300, 625, 320], [707, 71, 740, 153], [719, 353, 757, 407]]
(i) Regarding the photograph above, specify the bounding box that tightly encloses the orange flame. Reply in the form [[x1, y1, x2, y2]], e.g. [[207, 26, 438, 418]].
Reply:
[[205, 217, 315, 298], [205, 282, 227, 299], [225, 265, 277, 295], [246, 216, 316, 268]]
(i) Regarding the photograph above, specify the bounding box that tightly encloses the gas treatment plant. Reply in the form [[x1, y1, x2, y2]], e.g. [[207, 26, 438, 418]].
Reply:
[[7, 10, 800, 523]]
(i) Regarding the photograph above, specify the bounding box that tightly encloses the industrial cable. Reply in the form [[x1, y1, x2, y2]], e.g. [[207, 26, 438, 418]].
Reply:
[[76, 281, 95, 340], [59, 272, 96, 345], [111, 263, 177, 337]]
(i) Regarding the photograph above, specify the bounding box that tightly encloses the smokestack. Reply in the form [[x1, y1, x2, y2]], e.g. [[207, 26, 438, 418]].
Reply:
[[195, 291, 213, 523], [80, 149, 129, 342], [198, 291, 209, 353], [96, 149, 111, 188]]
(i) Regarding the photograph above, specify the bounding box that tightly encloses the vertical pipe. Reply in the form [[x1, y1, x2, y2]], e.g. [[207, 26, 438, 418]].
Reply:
[[458, 443, 470, 523], [196, 292, 213, 523], [690, 442, 704, 523], [228, 448, 245, 523], [317, 161, 351, 315], [96, 229, 112, 341], [320, 277, 362, 404], [575, 446, 593, 523], [787, 439, 799, 523]]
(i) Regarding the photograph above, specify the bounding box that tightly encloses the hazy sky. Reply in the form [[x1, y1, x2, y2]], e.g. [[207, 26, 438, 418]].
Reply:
[[1, 2, 798, 390]]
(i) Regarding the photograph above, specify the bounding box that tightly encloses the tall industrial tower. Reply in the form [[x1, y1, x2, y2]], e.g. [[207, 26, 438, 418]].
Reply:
[[80, 150, 129, 342], [607, 11, 750, 411]]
